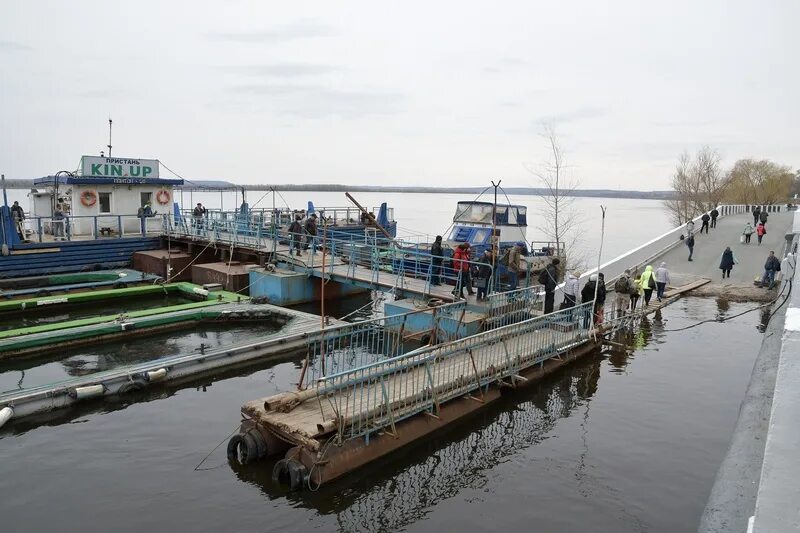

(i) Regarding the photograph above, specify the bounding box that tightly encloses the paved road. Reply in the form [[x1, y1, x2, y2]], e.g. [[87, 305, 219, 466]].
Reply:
[[653, 211, 793, 286]]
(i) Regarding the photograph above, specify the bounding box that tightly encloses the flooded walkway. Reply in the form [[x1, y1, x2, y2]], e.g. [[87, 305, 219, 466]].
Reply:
[[653, 211, 793, 297]]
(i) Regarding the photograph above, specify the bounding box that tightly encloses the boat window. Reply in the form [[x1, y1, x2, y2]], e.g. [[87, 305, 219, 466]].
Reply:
[[140, 192, 153, 207], [471, 228, 490, 244], [453, 203, 493, 224], [507, 208, 517, 225], [98, 192, 111, 214]]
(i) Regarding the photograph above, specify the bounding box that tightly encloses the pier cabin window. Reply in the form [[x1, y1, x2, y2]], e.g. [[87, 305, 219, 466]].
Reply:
[[140, 192, 153, 207], [98, 192, 111, 214]]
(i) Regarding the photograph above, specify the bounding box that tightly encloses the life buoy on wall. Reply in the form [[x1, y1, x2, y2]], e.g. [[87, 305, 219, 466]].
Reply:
[[81, 190, 97, 207], [156, 189, 171, 205]]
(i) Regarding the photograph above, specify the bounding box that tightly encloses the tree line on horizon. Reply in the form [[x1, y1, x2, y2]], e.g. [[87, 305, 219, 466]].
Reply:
[[664, 147, 799, 225]]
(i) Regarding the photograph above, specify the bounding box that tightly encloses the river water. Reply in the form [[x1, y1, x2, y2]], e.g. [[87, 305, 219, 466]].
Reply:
[[0, 193, 764, 532]]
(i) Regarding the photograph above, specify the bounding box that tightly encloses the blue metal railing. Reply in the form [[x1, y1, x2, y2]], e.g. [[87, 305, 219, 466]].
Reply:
[[314, 301, 594, 442]]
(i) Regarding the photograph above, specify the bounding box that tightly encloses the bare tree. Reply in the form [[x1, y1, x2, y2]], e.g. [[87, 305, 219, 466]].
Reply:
[[663, 146, 726, 226], [724, 159, 794, 204], [526, 125, 584, 271]]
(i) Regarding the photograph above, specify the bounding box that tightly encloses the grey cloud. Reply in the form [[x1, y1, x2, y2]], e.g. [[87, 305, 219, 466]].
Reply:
[[218, 63, 342, 77], [208, 20, 335, 43], [533, 106, 606, 125], [229, 83, 403, 118], [0, 40, 32, 51], [483, 57, 527, 73], [77, 88, 129, 99]]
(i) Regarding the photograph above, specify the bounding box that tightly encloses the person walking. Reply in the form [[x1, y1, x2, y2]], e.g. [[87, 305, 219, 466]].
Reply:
[[505, 242, 523, 290], [580, 273, 606, 326], [192, 203, 207, 232], [613, 269, 632, 318], [288, 215, 303, 256], [700, 212, 710, 234], [452, 243, 474, 298], [562, 270, 580, 309], [10, 200, 25, 239], [756, 222, 766, 245], [654, 262, 670, 302], [475, 249, 493, 300], [685, 232, 695, 261], [685, 220, 695, 235], [710, 208, 719, 228], [630, 271, 642, 312], [760, 251, 781, 289], [538, 258, 560, 314], [759, 209, 769, 228], [752, 206, 761, 226], [304, 213, 318, 252], [595, 273, 607, 324], [640, 264, 656, 306], [743, 222, 754, 244], [430, 235, 443, 286], [719, 246, 738, 279]]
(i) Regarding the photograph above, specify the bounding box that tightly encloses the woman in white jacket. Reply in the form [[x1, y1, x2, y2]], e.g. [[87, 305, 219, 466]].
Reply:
[[654, 262, 671, 302]]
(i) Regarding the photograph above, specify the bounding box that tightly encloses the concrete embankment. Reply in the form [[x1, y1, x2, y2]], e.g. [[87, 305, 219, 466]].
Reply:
[[699, 209, 799, 533]]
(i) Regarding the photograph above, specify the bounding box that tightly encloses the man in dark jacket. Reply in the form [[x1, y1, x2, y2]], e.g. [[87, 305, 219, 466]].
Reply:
[[581, 273, 606, 325], [10, 201, 24, 238], [430, 236, 443, 286], [700, 212, 710, 234], [760, 251, 781, 289], [475, 249, 493, 300], [759, 209, 768, 228], [304, 213, 318, 252], [686, 233, 695, 261], [288, 215, 303, 256], [752, 206, 761, 226], [710, 208, 719, 228], [538, 258, 559, 314]]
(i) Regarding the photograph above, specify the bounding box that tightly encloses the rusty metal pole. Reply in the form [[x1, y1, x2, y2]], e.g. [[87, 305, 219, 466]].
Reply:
[[344, 192, 395, 243]]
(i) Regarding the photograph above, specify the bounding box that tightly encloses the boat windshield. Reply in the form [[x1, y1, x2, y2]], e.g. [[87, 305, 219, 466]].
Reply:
[[453, 202, 527, 226], [453, 202, 494, 224]]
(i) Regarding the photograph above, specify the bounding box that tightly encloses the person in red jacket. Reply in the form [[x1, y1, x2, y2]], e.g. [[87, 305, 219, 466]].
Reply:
[[756, 222, 766, 245], [452, 243, 474, 298]]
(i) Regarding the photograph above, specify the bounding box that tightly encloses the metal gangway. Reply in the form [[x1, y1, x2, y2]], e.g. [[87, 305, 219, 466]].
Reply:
[[236, 295, 595, 488], [161, 211, 542, 302]]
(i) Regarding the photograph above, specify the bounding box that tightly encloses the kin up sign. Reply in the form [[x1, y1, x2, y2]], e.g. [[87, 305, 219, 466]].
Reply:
[[81, 156, 160, 182]]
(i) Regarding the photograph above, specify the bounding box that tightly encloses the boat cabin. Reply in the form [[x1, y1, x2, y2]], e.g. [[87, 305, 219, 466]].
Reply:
[[447, 201, 528, 253]]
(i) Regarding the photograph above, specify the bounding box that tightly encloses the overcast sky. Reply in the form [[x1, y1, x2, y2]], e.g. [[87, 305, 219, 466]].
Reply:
[[1, 0, 797, 190]]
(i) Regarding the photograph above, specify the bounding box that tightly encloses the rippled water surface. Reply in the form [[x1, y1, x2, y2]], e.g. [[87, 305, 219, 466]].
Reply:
[[0, 297, 764, 532]]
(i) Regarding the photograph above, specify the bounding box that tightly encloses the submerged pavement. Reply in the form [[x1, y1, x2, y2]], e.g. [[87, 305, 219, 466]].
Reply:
[[654, 211, 794, 291]]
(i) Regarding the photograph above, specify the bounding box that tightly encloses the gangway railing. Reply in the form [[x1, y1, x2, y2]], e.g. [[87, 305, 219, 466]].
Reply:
[[299, 285, 545, 390], [314, 301, 594, 442]]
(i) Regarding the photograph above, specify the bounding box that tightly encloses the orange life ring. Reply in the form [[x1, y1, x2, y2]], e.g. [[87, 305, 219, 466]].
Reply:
[[156, 189, 171, 205], [81, 190, 97, 207]]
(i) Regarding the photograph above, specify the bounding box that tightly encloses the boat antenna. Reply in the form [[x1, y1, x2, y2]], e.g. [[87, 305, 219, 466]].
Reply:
[[107, 117, 113, 157], [491, 179, 501, 292]]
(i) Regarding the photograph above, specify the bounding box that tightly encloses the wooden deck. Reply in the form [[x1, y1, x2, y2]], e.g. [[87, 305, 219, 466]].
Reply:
[[243, 326, 563, 448]]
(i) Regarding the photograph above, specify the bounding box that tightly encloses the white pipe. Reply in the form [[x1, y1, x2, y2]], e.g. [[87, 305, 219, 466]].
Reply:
[[69, 384, 105, 400], [145, 368, 168, 382], [0, 406, 13, 428]]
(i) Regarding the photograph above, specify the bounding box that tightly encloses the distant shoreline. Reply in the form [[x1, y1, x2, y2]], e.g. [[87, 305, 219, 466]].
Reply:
[[4, 179, 674, 200]]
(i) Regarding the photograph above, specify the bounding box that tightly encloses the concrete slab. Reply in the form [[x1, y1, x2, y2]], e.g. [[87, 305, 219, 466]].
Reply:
[[653, 211, 794, 290]]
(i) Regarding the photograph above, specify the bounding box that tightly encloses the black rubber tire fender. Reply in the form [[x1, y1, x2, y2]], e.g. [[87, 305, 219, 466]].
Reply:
[[286, 459, 308, 491], [245, 428, 267, 459], [240, 432, 260, 464], [272, 458, 290, 485], [227, 435, 247, 463], [117, 380, 146, 394]]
